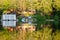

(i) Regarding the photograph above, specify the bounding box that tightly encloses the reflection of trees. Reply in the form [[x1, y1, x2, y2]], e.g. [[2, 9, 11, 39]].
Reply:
[[33, 10, 60, 30]]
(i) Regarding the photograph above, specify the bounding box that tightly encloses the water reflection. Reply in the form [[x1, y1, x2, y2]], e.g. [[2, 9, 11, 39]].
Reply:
[[20, 11, 60, 30], [1, 11, 60, 31]]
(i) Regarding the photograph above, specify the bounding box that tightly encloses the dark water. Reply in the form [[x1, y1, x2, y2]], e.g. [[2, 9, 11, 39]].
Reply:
[[0, 10, 60, 30], [17, 13, 60, 30]]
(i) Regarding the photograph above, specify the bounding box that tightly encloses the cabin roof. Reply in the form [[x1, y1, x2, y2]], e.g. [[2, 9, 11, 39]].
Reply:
[[2, 14, 16, 20], [2, 14, 16, 27]]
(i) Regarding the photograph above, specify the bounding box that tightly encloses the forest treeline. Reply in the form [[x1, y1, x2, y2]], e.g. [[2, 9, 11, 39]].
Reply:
[[0, 0, 60, 15]]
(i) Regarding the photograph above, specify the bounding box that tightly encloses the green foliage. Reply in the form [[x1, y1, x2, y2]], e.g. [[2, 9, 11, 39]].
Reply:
[[25, 0, 52, 15], [34, 0, 52, 14], [53, 0, 60, 11], [0, 27, 60, 40], [16, 27, 53, 40], [31, 27, 52, 40], [0, 0, 60, 15], [0, 30, 17, 40], [53, 30, 60, 40], [0, 0, 17, 10]]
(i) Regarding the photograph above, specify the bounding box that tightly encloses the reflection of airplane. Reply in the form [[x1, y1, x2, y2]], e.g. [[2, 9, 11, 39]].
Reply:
[[21, 16, 36, 24], [46, 19, 55, 21]]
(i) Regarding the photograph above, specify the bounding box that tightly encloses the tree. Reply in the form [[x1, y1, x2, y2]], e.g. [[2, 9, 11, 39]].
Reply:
[[53, 0, 60, 11], [0, 0, 17, 10]]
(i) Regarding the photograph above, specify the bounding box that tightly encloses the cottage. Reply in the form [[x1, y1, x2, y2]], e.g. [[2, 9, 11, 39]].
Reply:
[[2, 14, 16, 27]]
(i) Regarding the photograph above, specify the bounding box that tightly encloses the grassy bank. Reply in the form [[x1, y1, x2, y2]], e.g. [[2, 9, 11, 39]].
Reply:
[[0, 27, 60, 40]]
